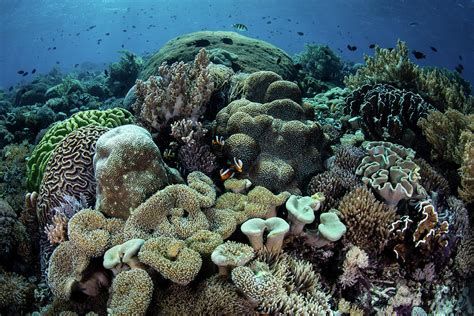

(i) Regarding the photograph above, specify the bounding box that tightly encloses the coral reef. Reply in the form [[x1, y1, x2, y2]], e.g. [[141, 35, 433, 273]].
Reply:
[[107, 51, 143, 97], [132, 48, 214, 133], [345, 83, 434, 147], [216, 75, 327, 192], [339, 187, 398, 253], [27, 108, 134, 191], [141, 31, 297, 80], [94, 124, 182, 219]]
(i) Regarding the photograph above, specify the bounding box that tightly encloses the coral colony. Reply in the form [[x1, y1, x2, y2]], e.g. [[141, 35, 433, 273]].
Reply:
[[0, 31, 473, 315]]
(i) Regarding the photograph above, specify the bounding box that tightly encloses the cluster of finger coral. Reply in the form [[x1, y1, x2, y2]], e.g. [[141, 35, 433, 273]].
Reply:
[[132, 48, 215, 133], [216, 70, 327, 193]]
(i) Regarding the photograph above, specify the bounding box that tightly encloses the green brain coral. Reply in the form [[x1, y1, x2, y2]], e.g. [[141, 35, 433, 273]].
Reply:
[[27, 108, 134, 190]]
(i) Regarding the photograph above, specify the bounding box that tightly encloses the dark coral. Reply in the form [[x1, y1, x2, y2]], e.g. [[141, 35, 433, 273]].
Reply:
[[345, 83, 434, 147]]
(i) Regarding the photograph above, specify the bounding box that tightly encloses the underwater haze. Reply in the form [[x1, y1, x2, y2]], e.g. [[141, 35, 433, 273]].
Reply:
[[1, 0, 473, 87], [0, 0, 474, 315]]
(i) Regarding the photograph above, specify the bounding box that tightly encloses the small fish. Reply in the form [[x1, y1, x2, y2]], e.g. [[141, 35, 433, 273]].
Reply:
[[87, 25, 96, 30], [458, 64, 464, 70], [266, 21, 271, 24], [132, 25, 136, 28], [32, 68, 36, 74], [9, 86, 13, 91], [276, 57, 281, 64], [409, 22, 419, 27], [22, 72, 28, 76], [121, 44, 125, 48], [105, 32, 110, 36], [294, 63, 303, 70], [232, 23, 248, 31], [122, 29, 127, 32], [430, 46, 437, 52], [459, 55, 463, 61], [347, 45, 357, 51], [56, 61, 60, 64], [104, 69, 109, 76], [53, 47, 56, 50], [369, 44, 376, 49], [297, 31, 304, 36], [412, 50, 426, 59], [76, 32, 80, 36], [74, 63, 79, 68], [17, 70, 24, 74]]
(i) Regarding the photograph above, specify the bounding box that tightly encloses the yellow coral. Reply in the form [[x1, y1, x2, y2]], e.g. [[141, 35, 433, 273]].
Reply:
[[108, 269, 153, 316]]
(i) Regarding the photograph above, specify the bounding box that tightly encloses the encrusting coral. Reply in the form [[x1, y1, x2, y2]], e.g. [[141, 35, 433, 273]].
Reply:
[[133, 48, 214, 133]]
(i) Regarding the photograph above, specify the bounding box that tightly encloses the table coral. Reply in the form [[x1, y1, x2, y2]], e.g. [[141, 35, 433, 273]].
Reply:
[[94, 124, 182, 219], [27, 107, 134, 191], [132, 48, 214, 133], [216, 77, 327, 192]]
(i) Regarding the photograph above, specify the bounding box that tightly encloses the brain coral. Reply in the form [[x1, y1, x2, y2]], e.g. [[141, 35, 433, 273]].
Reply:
[[27, 108, 134, 191], [216, 87, 326, 193], [345, 83, 434, 147], [140, 31, 297, 80], [36, 125, 109, 275], [94, 124, 182, 219]]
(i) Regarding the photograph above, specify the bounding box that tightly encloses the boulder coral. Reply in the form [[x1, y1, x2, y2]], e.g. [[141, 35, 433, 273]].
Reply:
[[94, 124, 182, 219], [27, 108, 134, 191], [216, 75, 327, 192], [141, 31, 297, 80]]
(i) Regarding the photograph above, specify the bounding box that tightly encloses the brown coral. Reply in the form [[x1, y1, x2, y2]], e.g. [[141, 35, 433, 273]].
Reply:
[[108, 269, 154, 316], [458, 133, 474, 203], [133, 48, 214, 133], [138, 236, 202, 285], [339, 187, 398, 253]]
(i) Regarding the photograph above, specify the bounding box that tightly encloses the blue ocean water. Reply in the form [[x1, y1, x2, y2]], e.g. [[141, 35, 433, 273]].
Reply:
[[1, 0, 473, 88]]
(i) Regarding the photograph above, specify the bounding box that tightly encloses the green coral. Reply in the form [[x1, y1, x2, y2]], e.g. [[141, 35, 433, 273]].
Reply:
[[107, 51, 143, 97], [27, 108, 134, 191]]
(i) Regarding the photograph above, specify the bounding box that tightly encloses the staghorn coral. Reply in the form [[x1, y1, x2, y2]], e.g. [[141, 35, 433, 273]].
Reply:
[[138, 236, 202, 285], [108, 269, 153, 316], [68, 209, 124, 258], [26, 108, 134, 191], [123, 172, 222, 240], [419, 109, 474, 165], [216, 83, 327, 192], [133, 48, 214, 133], [339, 187, 398, 253], [94, 124, 182, 219], [345, 83, 434, 146], [356, 141, 426, 206]]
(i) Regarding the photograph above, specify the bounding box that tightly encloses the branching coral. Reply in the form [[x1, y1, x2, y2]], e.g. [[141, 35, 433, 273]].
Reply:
[[418, 109, 474, 165], [339, 246, 369, 289], [294, 44, 344, 83], [356, 141, 426, 206], [345, 83, 434, 146], [107, 51, 143, 97], [133, 48, 214, 133], [339, 187, 398, 253]]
